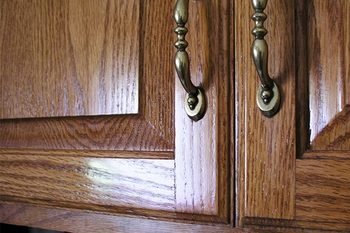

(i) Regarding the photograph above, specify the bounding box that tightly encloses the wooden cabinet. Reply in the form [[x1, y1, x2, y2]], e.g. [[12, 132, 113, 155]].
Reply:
[[0, 0, 232, 230], [236, 0, 350, 231], [0, 0, 349, 232]]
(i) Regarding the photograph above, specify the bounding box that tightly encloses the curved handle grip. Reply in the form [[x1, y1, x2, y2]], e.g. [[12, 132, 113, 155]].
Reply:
[[174, 0, 206, 121], [251, 0, 280, 117]]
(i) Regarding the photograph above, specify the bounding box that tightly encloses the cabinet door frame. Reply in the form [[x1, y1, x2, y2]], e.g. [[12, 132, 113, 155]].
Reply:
[[0, 0, 234, 227], [236, 0, 350, 232]]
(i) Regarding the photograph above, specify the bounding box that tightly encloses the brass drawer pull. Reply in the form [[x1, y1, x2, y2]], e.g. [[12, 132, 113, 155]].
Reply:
[[251, 0, 280, 117], [174, 0, 206, 121]]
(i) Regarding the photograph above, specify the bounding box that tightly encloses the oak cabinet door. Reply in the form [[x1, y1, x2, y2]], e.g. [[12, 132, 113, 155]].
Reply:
[[237, 0, 350, 231], [0, 0, 232, 225]]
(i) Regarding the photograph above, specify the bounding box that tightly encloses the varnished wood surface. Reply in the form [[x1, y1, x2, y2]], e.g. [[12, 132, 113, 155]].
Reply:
[[235, 0, 296, 222], [240, 1, 350, 231], [306, 1, 350, 150], [0, 203, 336, 233], [0, 0, 139, 118], [311, 107, 350, 150], [0, 204, 250, 233], [140, 0, 174, 144], [0, 0, 232, 226], [293, 1, 350, 230], [244, 217, 350, 232], [296, 158, 350, 223], [0, 116, 173, 151], [0, 0, 174, 152], [302, 150, 350, 159], [175, 0, 231, 220], [0, 148, 173, 159], [0, 156, 175, 212], [238, 0, 350, 231]]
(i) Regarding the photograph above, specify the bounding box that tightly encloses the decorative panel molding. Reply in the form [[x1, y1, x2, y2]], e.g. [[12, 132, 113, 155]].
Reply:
[[0, 0, 231, 225], [0, 0, 174, 152], [306, 1, 350, 150], [295, 1, 350, 230]]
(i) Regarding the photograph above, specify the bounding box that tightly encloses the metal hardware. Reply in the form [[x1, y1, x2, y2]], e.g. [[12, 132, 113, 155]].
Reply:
[[251, 0, 280, 117], [174, 0, 206, 121]]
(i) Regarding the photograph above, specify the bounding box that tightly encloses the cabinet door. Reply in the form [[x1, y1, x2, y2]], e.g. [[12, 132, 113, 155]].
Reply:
[[236, 0, 350, 231], [0, 0, 232, 226]]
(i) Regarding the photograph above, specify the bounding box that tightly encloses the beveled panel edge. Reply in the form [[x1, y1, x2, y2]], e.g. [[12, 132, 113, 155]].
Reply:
[[0, 0, 175, 152], [296, 1, 350, 153], [302, 150, 350, 159], [0, 148, 174, 159], [309, 107, 350, 151], [0, 115, 173, 152]]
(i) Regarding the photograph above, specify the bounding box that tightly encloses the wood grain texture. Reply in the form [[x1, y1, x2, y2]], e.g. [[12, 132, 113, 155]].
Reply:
[[302, 150, 350, 159], [311, 107, 350, 150], [0, 155, 175, 212], [0, 203, 249, 233], [0, 0, 139, 118], [235, 0, 295, 222], [306, 1, 350, 150], [0, 0, 232, 226], [244, 217, 350, 232], [0, 203, 337, 233], [175, 0, 231, 220], [140, 0, 174, 144], [0, 148, 173, 159], [293, 2, 350, 229], [0, 116, 173, 151], [238, 0, 350, 231], [296, 158, 350, 223], [0, 0, 174, 152]]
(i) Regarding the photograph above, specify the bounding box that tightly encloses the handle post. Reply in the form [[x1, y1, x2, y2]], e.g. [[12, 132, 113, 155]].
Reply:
[[174, 0, 206, 121], [251, 0, 280, 117]]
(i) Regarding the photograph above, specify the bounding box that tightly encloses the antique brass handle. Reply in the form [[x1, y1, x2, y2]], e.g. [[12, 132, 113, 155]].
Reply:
[[251, 0, 280, 117], [174, 0, 206, 121]]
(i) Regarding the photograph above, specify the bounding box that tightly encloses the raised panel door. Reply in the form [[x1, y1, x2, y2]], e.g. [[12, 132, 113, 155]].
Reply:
[[237, 0, 350, 231], [0, 0, 233, 228]]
